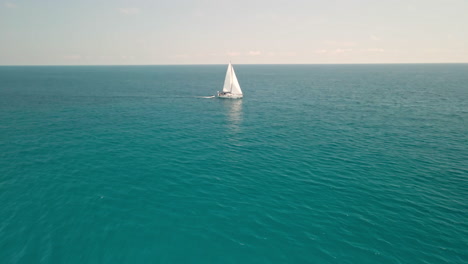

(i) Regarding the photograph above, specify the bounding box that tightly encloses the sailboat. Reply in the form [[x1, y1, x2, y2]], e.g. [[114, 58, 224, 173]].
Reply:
[[217, 62, 243, 99]]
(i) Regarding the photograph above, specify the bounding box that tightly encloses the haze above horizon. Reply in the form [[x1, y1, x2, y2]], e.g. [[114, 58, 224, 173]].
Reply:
[[1, 0, 467, 65]]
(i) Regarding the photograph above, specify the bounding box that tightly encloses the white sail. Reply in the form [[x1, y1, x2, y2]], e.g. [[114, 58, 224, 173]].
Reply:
[[222, 63, 243, 95], [230, 66, 242, 95], [222, 63, 233, 93]]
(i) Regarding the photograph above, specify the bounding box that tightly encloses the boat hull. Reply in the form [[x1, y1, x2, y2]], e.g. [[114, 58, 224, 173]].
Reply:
[[217, 92, 243, 99]]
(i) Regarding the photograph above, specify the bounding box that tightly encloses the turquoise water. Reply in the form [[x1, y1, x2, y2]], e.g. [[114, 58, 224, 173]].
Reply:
[[0, 64, 467, 263]]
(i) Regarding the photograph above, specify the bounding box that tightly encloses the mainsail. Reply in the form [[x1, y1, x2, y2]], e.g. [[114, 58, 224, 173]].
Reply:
[[222, 63, 243, 95]]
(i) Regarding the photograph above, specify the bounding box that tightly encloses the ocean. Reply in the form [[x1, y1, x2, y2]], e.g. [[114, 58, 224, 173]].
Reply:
[[0, 64, 467, 263]]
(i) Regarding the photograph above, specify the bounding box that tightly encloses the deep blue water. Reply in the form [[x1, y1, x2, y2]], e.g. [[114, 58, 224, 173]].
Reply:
[[0, 64, 467, 263]]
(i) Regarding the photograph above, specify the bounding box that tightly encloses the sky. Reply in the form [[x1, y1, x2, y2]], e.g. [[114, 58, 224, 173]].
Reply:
[[0, 0, 467, 65]]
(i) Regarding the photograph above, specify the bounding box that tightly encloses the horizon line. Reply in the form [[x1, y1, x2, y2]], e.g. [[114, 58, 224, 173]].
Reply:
[[0, 62, 467, 67]]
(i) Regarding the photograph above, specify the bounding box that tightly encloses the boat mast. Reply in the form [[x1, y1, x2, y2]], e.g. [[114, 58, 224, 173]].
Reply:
[[230, 62, 233, 93]]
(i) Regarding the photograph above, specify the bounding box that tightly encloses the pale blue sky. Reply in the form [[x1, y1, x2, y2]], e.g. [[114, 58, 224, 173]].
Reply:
[[1, 0, 467, 65]]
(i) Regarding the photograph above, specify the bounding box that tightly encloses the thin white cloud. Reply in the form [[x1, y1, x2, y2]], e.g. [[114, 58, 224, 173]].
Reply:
[[5, 2, 17, 8], [118, 8, 140, 15], [370, 35, 381, 41], [264, 51, 296, 57], [248, 51, 261, 56], [315, 49, 328, 54], [227, 52, 241, 57], [333, 49, 352, 54]]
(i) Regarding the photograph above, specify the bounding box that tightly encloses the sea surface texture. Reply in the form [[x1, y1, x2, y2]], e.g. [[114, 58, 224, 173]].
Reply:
[[0, 64, 467, 263]]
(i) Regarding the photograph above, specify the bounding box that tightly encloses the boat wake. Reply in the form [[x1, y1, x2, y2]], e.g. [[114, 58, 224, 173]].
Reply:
[[195, 95, 215, 99]]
